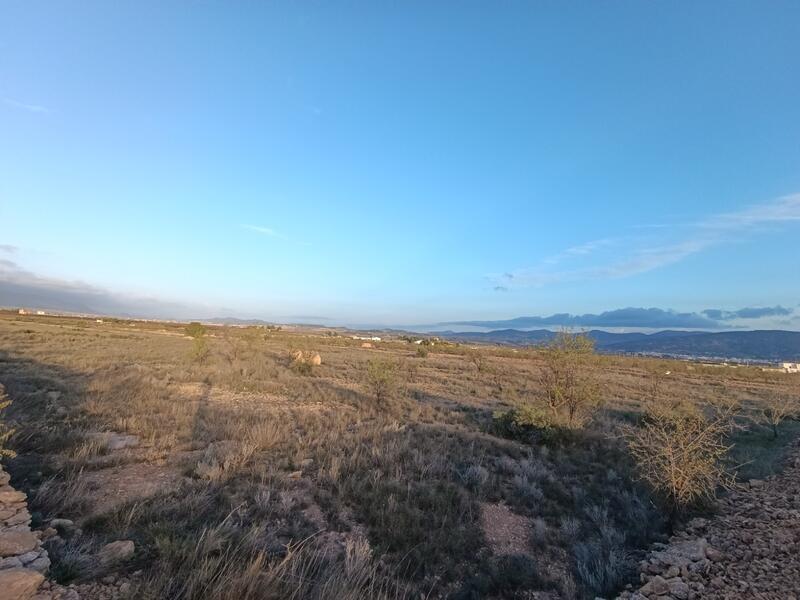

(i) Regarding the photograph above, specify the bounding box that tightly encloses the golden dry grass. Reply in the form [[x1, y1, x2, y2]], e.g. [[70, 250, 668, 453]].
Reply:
[[0, 311, 797, 599]]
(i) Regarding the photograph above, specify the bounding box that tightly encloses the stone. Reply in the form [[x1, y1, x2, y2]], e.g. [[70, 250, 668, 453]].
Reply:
[[309, 353, 322, 366], [668, 578, 691, 600], [288, 470, 302, 480], [28, 557, 49, 573], [705, 547, 723, 562], [98, 540, 135, 565], [665, 565, 680, 578], [0, 490, 26, 504], [17, 551, 38, 565], [640, 575, 669, 596], [4, 509, 31, 527], [0, 472, 9, 486], [0, 509, 15, 521], [86, 432, 140, 451], [49, 519, 75, 531], [0, 557, 22, 570], [0, 531, 38, 557], [749, 479, 765, 488], [46, 391, 62, 402], [300, 458, 314, 468], [0, 568, 44, 600], [106, 434, 139, 451], [686, 518, 708, 530]]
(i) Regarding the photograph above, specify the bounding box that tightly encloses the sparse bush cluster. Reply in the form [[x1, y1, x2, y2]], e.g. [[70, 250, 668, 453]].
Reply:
[[493, 405, 566, 445], [364, 359, 400, 403], [625, 398, 736, 522], [753, 393, 799, 438], [538, 331, 600, 429]]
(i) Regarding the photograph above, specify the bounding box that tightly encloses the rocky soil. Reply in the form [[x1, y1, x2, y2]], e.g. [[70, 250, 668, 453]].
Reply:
[[0, 465, 53, 600], [618, 438, 800, 600], [0, 464, 137, 600]]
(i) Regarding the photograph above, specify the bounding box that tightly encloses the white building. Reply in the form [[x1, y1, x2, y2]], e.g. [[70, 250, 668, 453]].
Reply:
[[781, 362, 800, 373]]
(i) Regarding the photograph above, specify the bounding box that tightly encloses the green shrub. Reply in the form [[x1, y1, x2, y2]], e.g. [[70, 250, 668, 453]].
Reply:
[[492, 405, 569, 445], [415, 346, 429, 359], [185, 322, 207, 339], [291, 360, 313, 376], [365, 359, 399, 403]]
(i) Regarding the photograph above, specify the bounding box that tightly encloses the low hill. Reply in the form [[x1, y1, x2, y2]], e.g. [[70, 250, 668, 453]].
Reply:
[[440, 328, 800, 362], [604, 329, 800, 361]]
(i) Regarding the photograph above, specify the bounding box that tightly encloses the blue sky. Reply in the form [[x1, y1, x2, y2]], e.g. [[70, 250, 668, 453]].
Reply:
[[2, 2, 799, 329]]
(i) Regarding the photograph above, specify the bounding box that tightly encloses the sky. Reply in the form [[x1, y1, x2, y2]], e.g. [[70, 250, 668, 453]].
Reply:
[[2, 1, 800, 330]]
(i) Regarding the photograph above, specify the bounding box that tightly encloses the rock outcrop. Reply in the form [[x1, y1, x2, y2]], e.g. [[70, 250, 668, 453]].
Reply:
[[0, 467, 51, 599], [618, 438, 800, 600]]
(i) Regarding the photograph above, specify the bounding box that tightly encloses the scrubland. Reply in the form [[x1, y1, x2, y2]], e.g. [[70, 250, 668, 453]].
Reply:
[[0, 312, 798, 599]]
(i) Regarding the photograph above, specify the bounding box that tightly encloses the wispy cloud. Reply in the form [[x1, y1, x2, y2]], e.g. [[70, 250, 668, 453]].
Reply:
[[702, 306, 793, 321], [702, 194, 800, 230], [493, 193, 800, 288], [541, 238, 617, 265], [2, 97, 50, 114], [241, 224, 289, 240], [0, 244, 17, 254]]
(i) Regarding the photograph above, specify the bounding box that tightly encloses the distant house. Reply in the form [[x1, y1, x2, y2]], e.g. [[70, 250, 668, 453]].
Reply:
[[781, 362, 800, 373], [36, 310, 45, 315], [18, 308, 27, 315]]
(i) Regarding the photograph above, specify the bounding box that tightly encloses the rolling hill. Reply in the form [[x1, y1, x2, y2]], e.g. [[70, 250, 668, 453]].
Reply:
[[439, 329, 800, 362]]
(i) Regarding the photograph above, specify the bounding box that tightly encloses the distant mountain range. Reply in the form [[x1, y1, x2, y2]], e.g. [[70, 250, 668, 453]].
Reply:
[[437, 329, 800, 362]]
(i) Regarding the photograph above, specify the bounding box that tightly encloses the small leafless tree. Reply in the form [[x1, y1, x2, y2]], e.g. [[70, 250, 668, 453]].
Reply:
[[625, 398, 736, 524], [537, 331, 600, 428], [466, 349, 487, 373], [755, 393, 799, 439]]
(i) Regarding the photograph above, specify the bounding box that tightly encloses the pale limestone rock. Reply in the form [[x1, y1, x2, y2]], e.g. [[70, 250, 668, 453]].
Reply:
[[0, 531, 38, 557], [0, 568, 44, 600], [98, 540, 135, 565]]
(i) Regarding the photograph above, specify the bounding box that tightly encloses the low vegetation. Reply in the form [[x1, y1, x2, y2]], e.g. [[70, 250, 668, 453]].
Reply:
[[0, 313, 798, 599], [624, 399, 736, 524], [0, 384, 15, 458], [754, 392, 800, 439]]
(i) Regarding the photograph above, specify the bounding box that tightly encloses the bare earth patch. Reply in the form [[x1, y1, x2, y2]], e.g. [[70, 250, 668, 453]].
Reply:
[[481, 502, 532, 556], [79, 461, 185, 519]]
